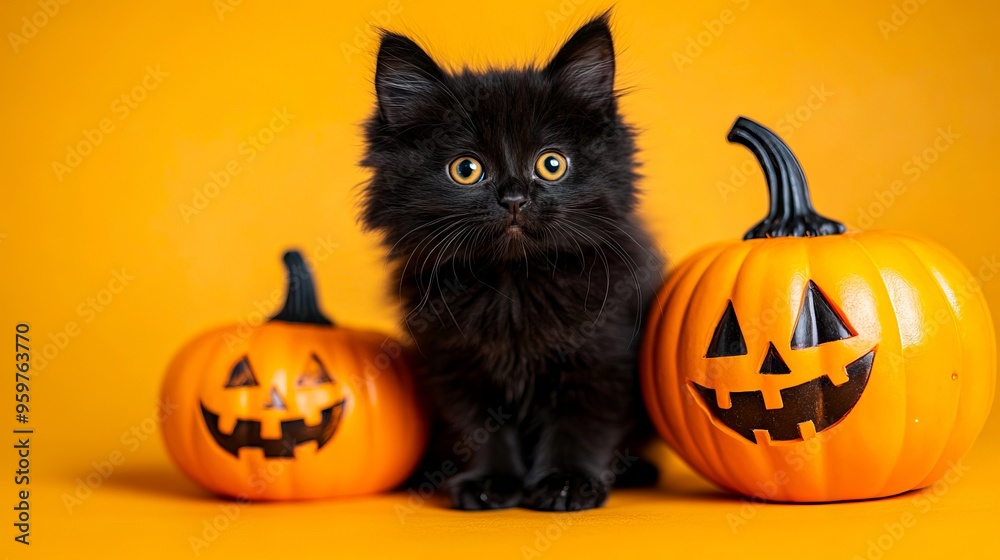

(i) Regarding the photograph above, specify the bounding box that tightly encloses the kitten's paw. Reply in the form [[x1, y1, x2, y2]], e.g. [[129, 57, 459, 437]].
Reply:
[[522, 471, 608, 511], [448, 473, 523, 511]]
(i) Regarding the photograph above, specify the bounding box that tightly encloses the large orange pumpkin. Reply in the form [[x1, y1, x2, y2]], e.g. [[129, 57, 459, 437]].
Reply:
[[161, 251, 427, 500], [641, 117, 996, 502]]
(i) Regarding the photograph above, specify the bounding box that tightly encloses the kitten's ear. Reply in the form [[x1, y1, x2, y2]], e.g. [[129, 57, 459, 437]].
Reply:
[[544, 13, 616, 109], [374, 32, 445, 125]]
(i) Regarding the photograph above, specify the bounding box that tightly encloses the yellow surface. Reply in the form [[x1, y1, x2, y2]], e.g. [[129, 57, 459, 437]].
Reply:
[[2, 0, 999, 558]]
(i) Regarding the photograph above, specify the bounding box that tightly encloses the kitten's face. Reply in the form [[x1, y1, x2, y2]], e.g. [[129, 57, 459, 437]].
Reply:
[[361, 16, 639, 264]]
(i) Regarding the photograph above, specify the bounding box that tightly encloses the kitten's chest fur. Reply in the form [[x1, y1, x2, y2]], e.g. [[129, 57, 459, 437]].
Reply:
[[401, 245, 654, 388]]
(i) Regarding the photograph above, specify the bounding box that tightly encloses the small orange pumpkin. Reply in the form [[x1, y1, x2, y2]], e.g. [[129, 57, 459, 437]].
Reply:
[[161, 251, 427, 500], [641, 117, 996, 502]]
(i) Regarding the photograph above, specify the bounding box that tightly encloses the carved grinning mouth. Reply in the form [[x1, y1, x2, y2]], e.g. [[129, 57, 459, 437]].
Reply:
[[200, 400, 347, 458], [690, 350, 874, 444]]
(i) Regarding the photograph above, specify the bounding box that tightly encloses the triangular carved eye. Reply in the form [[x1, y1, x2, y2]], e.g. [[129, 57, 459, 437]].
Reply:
[[225, 357, 259, 388], [791, 281, 855, 349], [297, 354, 334, 387], [707, 300, 748, 358]]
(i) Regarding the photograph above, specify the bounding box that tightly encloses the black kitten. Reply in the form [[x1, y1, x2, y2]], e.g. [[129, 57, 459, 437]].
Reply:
[[360, 14, 662, 511]]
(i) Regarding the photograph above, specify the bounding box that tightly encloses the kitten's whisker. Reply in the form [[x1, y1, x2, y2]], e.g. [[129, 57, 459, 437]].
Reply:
[[450, 224, 475, 279], [548, 221, 587, 268], [550, 221, 595, 310], [562, 215, 645, 339], [411, 219, 471, 289], [564, 208, 664, 270], [430, 226, 471, 336], [563, 216, 647, 342], [387, 213, 472, 297], [465, 225, 486, 269], [461, 227, 517, 303], [397, 219, 469, 300], [406, 221, 473, 333], [385, 212, 472, 263], [558, 219, 612, 324], [398, 221, 455, 296], [535, 224, 561, 272]]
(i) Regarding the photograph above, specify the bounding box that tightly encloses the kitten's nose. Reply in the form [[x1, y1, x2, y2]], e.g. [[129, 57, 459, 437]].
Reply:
[[500, 193, 529, 215]]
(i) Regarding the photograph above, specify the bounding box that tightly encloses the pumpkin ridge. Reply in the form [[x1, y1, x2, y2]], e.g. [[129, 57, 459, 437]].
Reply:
[[843, 234, 919, 498], [798, 238, 822, 500], [715, 239, 780, 491], [773, 238, 809, 493], [898, 239, 968, 490], [888, 235, 974, 490], [643, 245, 723, 452], [171, 335, 218, 494], [201, 334, 242, 495], [669, 245, 737, 489], [640, 250, 694, 449], [695, 242, 761, 490], [352, 336, 379, 491]]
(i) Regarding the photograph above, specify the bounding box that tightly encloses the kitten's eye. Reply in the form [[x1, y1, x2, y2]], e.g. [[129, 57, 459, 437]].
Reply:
[[448, 156, 484, 185], [535, 151, 568, 181]]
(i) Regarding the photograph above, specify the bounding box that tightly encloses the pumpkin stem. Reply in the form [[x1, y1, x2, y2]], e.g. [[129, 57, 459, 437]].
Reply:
[[269, 250, 334, 326], [728, 116, 845, 240]]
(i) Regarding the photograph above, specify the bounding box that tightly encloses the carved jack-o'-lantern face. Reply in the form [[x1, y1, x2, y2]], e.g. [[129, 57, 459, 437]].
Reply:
[[200, 353, 348, 458], [161, 251, 428, 500], [690, 281, 874, 444]]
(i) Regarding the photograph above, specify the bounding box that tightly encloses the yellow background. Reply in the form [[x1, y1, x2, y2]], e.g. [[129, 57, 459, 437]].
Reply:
[[2, 0, 999, 558]]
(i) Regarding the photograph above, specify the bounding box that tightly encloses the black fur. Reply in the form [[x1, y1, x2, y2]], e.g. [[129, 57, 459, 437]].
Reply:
[[360, 14, 663, 511]]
